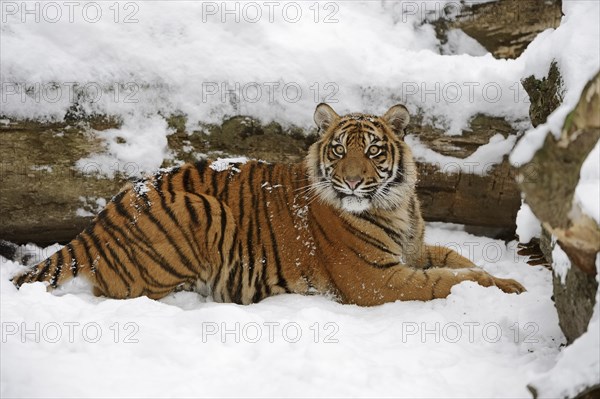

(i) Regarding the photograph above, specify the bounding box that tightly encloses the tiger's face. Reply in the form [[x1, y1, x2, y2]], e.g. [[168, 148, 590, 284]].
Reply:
[[306, 104, 417, 213]]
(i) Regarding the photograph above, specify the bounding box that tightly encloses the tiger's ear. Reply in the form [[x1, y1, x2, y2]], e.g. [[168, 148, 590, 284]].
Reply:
[[383, 104, 410, 137], [314, 103, 339, 133]]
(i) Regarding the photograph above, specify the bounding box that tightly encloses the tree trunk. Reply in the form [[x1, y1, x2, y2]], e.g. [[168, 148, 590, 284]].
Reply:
[[517, 69, 600, 344]]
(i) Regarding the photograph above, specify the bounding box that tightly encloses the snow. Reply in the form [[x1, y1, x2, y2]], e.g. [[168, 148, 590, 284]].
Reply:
[[0, 223, 564, 398], [209, 157, 249, 172], [75, 113, 172, 178], [77, 197, 108, 217], [516, 201, 542, 244], [75, 208, 94, 218], [406, 133, 516, 175], [574, 140, 600, 225], [529, 253, 600, 398], [551, 237, 571, 285], [510, 1, 600, 165], [132, 181, 150, 196]]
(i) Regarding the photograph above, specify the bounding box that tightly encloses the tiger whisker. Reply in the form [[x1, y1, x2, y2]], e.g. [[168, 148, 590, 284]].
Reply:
[[305, 192, 325, 207], [294, 181, 330, 194]]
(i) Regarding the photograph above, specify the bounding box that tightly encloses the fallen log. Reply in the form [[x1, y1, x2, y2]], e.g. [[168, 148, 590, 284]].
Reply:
[[0, 114, 521, 246], [437, 0, 562, 59]]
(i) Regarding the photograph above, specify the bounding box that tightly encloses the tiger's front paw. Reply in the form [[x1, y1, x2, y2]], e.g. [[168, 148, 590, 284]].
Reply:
[[493, 277, 526, 294]]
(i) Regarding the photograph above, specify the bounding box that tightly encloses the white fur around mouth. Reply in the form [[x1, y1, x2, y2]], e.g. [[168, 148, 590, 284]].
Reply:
[[341, 195, 371, 213]]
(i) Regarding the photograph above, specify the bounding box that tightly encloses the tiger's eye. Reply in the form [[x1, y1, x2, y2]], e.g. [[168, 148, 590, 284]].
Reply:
[[368, 146, 381, 157], [333, 144, 345, 156]]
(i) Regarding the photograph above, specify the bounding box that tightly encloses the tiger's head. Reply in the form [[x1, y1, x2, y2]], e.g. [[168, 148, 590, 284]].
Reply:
[[306, 103, 417, 214]]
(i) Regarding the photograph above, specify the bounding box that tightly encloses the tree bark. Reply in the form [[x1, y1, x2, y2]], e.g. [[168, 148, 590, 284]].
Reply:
[[518, 69, 600, 344]]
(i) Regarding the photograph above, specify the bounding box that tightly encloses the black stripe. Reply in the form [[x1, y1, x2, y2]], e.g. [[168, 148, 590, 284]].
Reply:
[[221, 178, 230, 203], [149, 188, 201, 274], [260, 167, 288, 292], [195, 159, 208, 186], [184, 196, 200, 225], [346, 243, 400, 269], [222, 166, 236, 203], [49, 249, 64, 287], [36, 258, 53, 282], [313, 217, 398, 270], [167, 175, 176, 203], [95, 219, 137, 284], [371, 120, 384, 131], [357, 213, 405, 248], [226, 262, 238, 299], [210, 170, 219, 196], [183, 168, 193, 192], [111, 189, 127, 205], [97, 216, 143, 270], [228, 242, 245, 298], [76, 235, 94, 272], [113, 198, 193, 279], [195, 159, 209, 173], [99, 215, 174, 289], [375, 261, 402, 269], [87, 230, 132, 289], [65, 243, 78, 277], [425, 251, 433, 270], [339, 217, 400, 257], [232, 261, 244, 304], [442, 250, 451, 266], [199, 195, 213, 233], [134, 211, 196, 277], [77, 234, 110, 294], [216, 201, 228, 268], [212, 237, 230, 298], [311, 216, 335, 247], [392, 146, 404, 184], [158, 188, 203, 263]]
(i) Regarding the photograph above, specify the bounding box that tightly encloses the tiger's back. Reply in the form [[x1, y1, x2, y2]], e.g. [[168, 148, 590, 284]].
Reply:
[[12, 104, 525, 305]]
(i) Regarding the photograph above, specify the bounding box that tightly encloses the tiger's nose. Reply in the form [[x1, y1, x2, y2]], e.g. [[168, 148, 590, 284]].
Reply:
[[345, 177, 362, 190]]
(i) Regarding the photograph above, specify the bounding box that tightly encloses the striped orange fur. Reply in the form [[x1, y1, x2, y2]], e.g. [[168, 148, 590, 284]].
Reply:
[[11, 104, 525, 305]]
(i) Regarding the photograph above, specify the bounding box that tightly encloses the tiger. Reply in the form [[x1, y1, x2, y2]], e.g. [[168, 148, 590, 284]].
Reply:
[[10, 104, 525, 305]]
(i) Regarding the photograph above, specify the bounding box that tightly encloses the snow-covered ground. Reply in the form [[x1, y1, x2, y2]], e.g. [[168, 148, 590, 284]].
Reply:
[[1, 0, 599, 397], [1, 224, 563, 398]]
